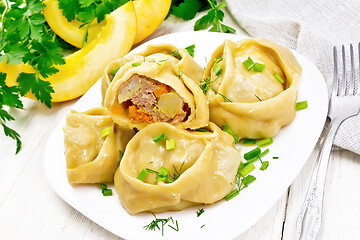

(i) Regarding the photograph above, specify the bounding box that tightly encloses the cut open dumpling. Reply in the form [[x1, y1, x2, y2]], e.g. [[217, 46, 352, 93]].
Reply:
[[64, 107, 135, 184], [204, 38, 302, 139], [103, 44, 208, 130]]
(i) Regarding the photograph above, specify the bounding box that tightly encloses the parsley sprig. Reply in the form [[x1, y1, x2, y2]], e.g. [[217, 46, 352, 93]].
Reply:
[[0, 0, 68, 153], [170, 0, 235, 34]]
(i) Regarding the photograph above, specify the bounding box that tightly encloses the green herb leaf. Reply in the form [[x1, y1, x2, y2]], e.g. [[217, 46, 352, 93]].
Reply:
[[171, 0, 202, 20], [16, 73, 54, 108], [184, 44, 195, 57]]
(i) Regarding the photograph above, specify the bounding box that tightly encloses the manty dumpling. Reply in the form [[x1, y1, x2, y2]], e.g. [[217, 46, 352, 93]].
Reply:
[[103, 44, 208, 130], [114, 122, 241, 215], [64, 107, 135, 184], [203, 38, 302, 139]]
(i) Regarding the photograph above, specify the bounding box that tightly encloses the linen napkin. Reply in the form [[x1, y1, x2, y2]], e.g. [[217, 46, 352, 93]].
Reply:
[[226, 0, 360, 155]]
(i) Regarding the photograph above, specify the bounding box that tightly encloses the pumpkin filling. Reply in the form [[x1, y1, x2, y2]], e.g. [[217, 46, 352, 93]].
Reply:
[[118, 74, 190, 124]]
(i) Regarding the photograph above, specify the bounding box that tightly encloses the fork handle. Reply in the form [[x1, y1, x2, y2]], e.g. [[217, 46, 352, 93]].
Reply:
[[295, 118, 342, 240]]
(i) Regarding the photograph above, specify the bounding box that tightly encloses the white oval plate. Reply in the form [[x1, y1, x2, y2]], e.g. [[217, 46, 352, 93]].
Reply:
[[43, 32, 328, 240]]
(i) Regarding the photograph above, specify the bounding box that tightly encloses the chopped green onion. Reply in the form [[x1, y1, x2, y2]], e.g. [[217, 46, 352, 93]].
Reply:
[[119, 150, 124, 162], [214, 56, 223, 63], [159, 167, 169, 177], [102, 188, 112, 196], [260, 161, 269, 171], [156, 167, 169, 183], [253, 62, 265, 72], [243, 57, 255, 71], [100, 127, 112, 138], [296, 101, 308, 111], [185, 44, 195, 57], [243, 138, 256, 145], [201, 224, 205, 228], [244, 147, 261, 160], [225, 189, 239, 201], [255, 95, 262, 101], [146, 168, 159, 175], [258, 137, 273, 147], [137, 169, 149, 181], [100, 183, 107, 190], [273, 156, 279, 159], [259, 149, 269, 158], [212, 63, 223, 76], [243, 156, 258, 167], [274, 73, 284, 84], [241, 175, 256, 186], [239, 162, 255, 177], [132, 62, 141, 67], [166, 139, 176, 150], [110, 67, 120, 77], [223, 128, 240, 144], [197, 128, 211, 132], [153, 133, 167, 143]]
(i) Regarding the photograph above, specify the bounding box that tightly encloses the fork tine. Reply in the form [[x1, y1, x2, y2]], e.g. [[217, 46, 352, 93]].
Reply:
[[349, 44, 355, 95], [333, 46, 339, 96], [341, 45, 347, 96]]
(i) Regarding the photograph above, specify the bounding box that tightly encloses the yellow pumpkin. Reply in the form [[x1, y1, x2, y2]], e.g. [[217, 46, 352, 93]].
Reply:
[[1, 1, 136, 102], [43, 0, 171, 48]]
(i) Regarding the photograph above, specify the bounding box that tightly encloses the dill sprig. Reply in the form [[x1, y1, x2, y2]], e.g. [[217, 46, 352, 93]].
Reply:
[[144, 214, 179, 236], [167, 49, 182, 60]]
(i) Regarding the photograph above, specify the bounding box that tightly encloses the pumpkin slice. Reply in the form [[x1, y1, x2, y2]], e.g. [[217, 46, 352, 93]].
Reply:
[[1, 1, 136, 102], [43, 0, 171, 48]]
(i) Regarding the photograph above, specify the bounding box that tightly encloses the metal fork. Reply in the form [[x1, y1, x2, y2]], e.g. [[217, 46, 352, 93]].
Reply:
[[295, 44, 360, 240]]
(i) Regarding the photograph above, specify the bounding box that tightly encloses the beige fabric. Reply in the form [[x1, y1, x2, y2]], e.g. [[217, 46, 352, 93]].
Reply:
[[103, 44, 208, 130], [205, 38, 301, 139], [227, 0, 360, 154], [64, 107, 135, 184], [114, 122, 241, 215]]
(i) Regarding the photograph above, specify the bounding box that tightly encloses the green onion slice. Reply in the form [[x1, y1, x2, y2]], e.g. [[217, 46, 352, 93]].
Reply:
[[243, 57, 255, 71], [258, 137, 273, 147], [110, 67, 120, 77], [296, 101, 308, 111], [213, 63, 223, 76], [100, 183, 107, 190], [243, 138, 256, 145], [259, 149, 269, 158], [197, 128, 211, 132], [137, 169, 149, 181], [153, 133, 167, 143], [223, 128, 240, 144], [241, 175, 256, 186], [225, 189, 239, 201], [253, 62, 265, 72], [274, 73, 284, 84], [102, 188, 112, 196], [100, 127, 112, 138], [166, 139, 176, 150], [244, 147, 261, 160], [239, 162, 255, 177], [132, 62, 141, 67], [260, 161, 269, 171], [273, 156, 279, 159]]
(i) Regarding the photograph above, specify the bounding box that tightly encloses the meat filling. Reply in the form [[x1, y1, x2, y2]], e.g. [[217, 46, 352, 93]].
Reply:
[[118, 74, 190, 124]]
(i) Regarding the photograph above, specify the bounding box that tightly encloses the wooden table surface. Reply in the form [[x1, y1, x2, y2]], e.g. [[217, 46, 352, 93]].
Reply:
[[1, 10, 359, 240]]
